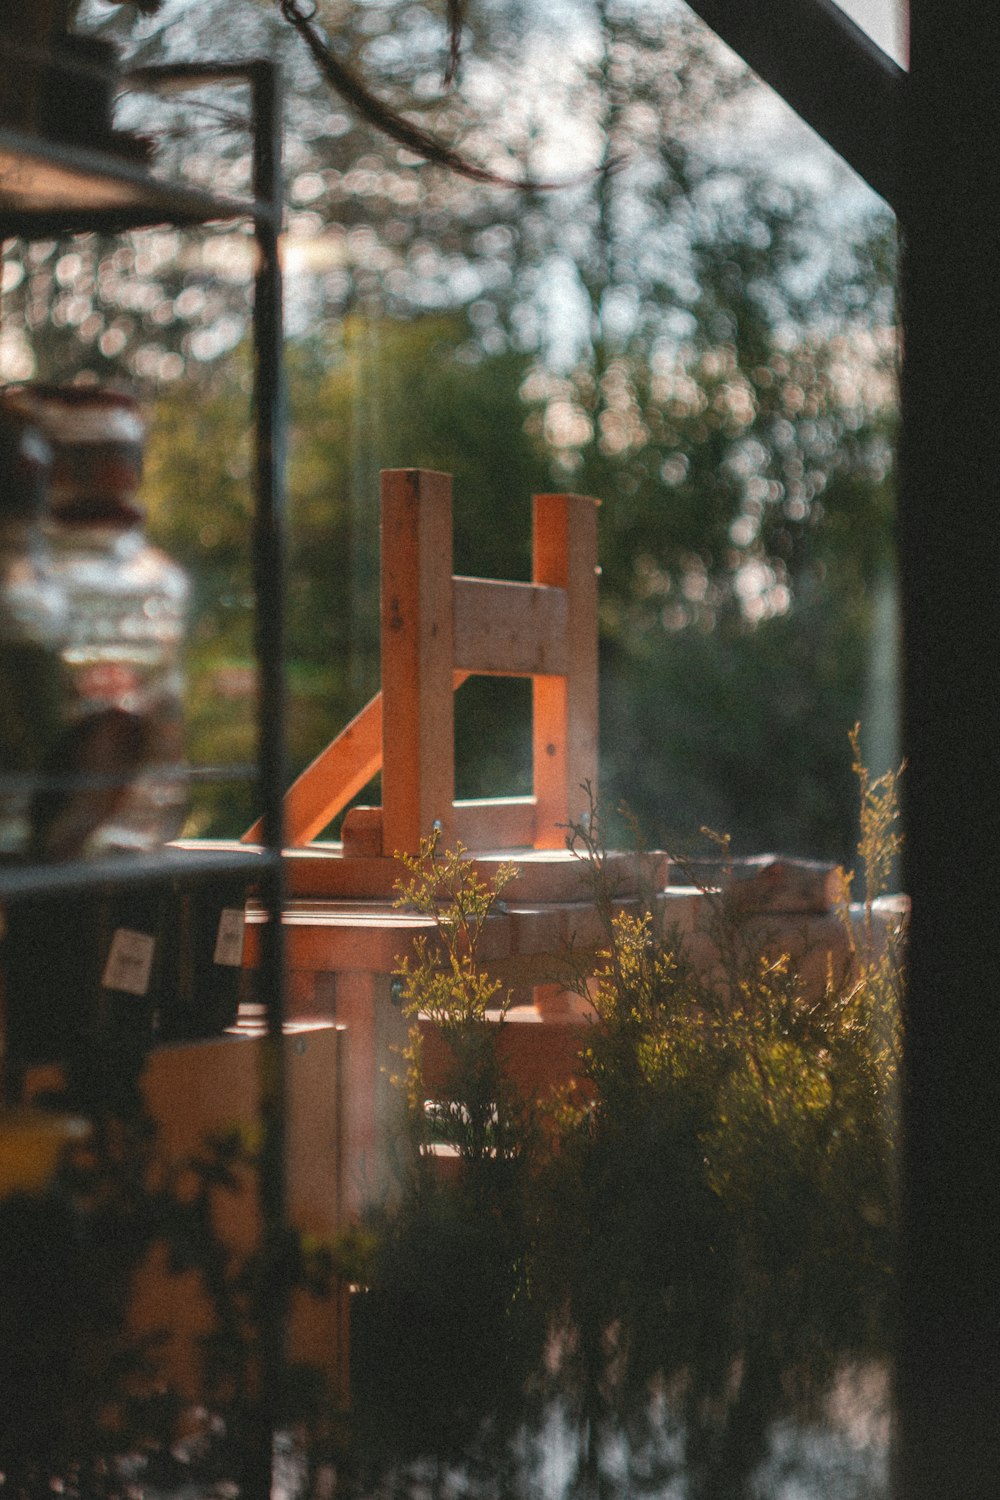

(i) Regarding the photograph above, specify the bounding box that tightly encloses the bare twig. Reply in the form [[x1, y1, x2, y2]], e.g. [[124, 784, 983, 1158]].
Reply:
[[277, 0, 614, 190]]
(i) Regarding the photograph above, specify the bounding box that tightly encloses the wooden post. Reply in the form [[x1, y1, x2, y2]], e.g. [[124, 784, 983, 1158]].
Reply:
[[380, 470, 456, 855], [531, 494, 600, 847], [331, 971, 409, 1216]]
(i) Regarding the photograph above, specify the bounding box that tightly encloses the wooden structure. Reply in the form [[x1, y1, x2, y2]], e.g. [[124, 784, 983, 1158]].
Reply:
[[132, 1021, 347, 1400], [246, 469, 600, 883], [242, 468, 622, 1212], [239, 468, 879, 1218], [25, 1021, 348, 1405], [242, 469, 639, 1209]]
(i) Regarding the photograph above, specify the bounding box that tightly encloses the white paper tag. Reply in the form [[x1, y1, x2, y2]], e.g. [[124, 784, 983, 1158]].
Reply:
[[102, 928, 156, 997], [213, 907, 246, 967]]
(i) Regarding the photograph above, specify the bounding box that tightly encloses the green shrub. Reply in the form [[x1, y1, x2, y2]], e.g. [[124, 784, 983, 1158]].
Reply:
[[347, 836, 545, 1480], [343, 746, 904, 1497]]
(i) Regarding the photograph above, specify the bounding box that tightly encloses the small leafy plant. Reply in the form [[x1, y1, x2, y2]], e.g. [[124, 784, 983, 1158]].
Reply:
[[392, 833, 523, 1170]]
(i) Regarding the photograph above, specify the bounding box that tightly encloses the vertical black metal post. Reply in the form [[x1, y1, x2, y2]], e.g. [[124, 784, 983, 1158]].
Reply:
[[247, 57, 289, 1500], [896, 5, 1000, 1497]]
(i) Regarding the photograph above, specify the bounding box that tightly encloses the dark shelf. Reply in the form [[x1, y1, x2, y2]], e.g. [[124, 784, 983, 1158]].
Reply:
[[0, 843, 278, 904], [0, 127, 273, 236]]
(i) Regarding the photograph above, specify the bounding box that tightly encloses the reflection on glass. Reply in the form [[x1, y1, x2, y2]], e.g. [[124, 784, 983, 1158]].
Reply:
[[0, 0, 900, 1491]]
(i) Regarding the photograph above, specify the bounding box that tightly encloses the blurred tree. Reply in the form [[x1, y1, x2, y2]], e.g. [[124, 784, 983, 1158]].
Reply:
[[143, 313, 551, 834], [3, 0, 897, 856], [507, 0, 898, 860]]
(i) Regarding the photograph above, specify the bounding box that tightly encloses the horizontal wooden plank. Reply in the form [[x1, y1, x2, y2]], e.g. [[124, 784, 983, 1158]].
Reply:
[[453, 577, 568, 675], [418, 1013, 589, 1103], [453, 796, 537, 849], [245, 902, 508, 973], [330, 797, 541, 857], [279, 844, 652, 903], [243, 888, 659, 977]]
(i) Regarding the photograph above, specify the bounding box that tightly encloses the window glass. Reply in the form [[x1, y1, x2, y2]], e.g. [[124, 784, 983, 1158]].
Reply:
[[834, 0, 908, 66], [0, 1, 901, 1493]]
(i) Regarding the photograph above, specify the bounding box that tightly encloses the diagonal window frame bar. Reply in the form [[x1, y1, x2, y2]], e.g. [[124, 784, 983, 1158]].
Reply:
[[683, 0, 905, 210]]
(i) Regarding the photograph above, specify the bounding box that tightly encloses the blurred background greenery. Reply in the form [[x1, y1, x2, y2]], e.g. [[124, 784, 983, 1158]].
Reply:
[[2, 0, 898, 864]]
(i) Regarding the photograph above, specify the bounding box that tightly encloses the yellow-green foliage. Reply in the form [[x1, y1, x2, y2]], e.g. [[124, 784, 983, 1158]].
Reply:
[[393, 832, 517, 1028], [538, 754, 904, 1496], [851, 721, 904, 917], [355, 745, 904, 1494], [392, 832, 521, 1162]]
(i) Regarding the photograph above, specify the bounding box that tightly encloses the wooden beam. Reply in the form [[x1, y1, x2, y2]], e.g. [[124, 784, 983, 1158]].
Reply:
[[683, 0, 904, 211], [380, 469, 456, 854], [332, 796, 540, 856], [532, 494, 600, 847], [453, 577, 569, 676], [246, 670, 473, 850], [242, 692, 383, 848], [452, 796, 537, 850]]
